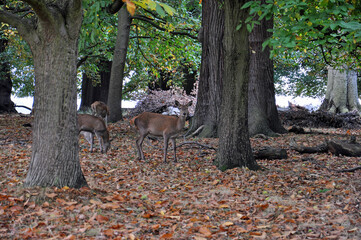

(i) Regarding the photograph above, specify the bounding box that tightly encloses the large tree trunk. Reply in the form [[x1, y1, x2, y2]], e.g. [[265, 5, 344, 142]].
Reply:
[[191, 0, 224, 137], [107, 6, 131, 122], [216, 0, 260, 171], [79, 60, 111, 111], [248, 8, 286, 136], [12, 1, 88, 188], [319, 66, 361, 113], [0, 30, 16, 113]]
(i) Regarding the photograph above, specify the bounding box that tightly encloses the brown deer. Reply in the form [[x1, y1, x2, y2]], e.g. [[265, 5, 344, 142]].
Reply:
[[131, 100, 192, 163], [91, 101, 109, 126], [78, 114, 110, 153]]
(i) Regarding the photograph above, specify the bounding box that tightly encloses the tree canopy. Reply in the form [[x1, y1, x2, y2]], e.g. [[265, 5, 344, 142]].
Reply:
[[243, 0, 361, 97], [2, 0, 361, 100], [1, 0, 201, 100]]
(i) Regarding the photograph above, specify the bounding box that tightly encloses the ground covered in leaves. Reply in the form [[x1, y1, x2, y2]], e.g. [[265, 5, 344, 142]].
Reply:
[[0, 114, 360, 239]]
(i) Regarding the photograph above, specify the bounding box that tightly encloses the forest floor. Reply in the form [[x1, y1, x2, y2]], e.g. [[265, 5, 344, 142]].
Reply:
[[0, 113, 360, 239]]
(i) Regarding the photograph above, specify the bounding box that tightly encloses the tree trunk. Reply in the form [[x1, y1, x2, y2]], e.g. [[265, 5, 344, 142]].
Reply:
[[319, 66, 361, 113], [18, 2, 87, 188], [0, 30, 16, 113], [107, 6, 131, 122], [248, 8, 286, 136], [191, 0, 224, 137], [79, 60, 111, 111], [216, 0, 260, 171], [181, 62, 197, 95]]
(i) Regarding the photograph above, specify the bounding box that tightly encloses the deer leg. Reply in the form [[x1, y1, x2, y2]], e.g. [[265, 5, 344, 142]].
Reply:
[[136, 134, 146, 160], [95, 131, 104, 153], [81, 131, 94, 152], [163, 136, 169, 163], [89, 133, 94, 152], [171, 138, 177, 162]]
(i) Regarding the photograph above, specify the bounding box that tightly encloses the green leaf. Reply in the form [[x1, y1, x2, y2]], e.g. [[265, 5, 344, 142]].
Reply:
[[148, 0, 157, 10], [330, 23, 338, 30], [241, 1, 258, 9], [159, 2, 176, 16], [155, 4, 166, 17]]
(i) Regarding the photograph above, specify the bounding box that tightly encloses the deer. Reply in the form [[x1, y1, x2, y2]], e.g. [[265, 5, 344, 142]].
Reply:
[[91, 101, 109, 126], [131, 100, 192, 163], [78, 114, 110, 153]]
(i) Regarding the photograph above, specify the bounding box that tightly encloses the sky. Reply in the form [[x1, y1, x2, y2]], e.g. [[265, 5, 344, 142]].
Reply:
[[11, 95, 322, 114], [11, 96, 137, 114]]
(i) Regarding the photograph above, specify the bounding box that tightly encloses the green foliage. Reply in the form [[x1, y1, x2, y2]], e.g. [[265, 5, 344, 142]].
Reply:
[[78, 0, 201, 100], [242, 0, 361, 97], [123, 0, 201, 100], [274, 64, 327, 98], [243, 0, 361, 69], [1, 27, 34, 97], [1, 0, 200, 99]]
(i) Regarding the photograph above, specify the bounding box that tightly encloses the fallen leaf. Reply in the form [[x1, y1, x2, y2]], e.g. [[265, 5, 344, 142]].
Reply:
[[199, 227, 212, 237], [95, 214, 109, 223]]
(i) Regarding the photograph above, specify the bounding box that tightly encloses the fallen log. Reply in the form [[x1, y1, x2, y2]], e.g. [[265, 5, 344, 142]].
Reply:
[[254, 147, 288, 160], [327, 137, 361, 157], [291, 136, 361, 157], [290, 138, 328, 153]]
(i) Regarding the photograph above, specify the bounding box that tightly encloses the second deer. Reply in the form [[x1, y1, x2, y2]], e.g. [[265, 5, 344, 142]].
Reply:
[[78, 114, 110, 153], [91, 101, 109, 126], [131, 100, 192, 163]]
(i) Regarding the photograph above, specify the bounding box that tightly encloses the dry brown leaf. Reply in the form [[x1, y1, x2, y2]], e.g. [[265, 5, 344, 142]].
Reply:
[[199, 226, 212, 237]]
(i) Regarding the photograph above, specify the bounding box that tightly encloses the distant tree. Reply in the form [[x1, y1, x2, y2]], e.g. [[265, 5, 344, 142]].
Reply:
[[79, 60, 111, 111], [248, 1, 286, 136], [107, 3, 131, 122], [320, 66, 361, 113], [0, 29, 16, 113], [190, 0, 224, 138]]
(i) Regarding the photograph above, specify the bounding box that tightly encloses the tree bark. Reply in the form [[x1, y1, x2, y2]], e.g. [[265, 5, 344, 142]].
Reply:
[[0, 30, 16, 113], [79, 60, 111, 111], [216, 0, 260, 171], [107, 6, 131, 122], [248, 7, 286, 136], [0, 1, 88, 188], [319, 66, 361, 113], [190, 0, 224, 138]]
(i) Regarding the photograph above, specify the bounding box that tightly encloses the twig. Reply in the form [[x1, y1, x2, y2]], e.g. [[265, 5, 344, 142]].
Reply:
[[177, 141, 216, 151], [184, 125, 204, 139], [337, 166, 361, 173], [143, 136, 216, 151], [15, 105, 32, 111]]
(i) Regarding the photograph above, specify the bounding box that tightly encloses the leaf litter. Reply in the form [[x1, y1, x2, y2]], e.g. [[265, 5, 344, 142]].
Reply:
[[0, 114, 360, 239]]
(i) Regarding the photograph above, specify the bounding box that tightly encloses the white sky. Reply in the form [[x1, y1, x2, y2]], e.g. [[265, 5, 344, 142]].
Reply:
[[11, 96, 137, 114], [11, 95, 322, 114]]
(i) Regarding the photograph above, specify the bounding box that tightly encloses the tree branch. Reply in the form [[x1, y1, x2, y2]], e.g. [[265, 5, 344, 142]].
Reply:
[[319, 44, 330, 65], [22, 0, 53, 24], [66, 0, 83, 39], [107, 0, 124, 14], [0, 10, 36, 42], [132, 15, 198, 40]]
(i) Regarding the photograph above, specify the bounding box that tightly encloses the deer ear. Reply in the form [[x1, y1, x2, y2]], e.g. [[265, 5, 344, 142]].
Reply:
[[175, 100, 180, 107]]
